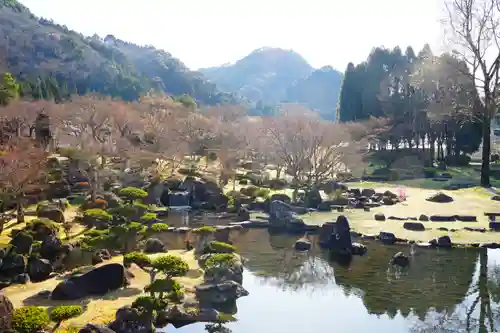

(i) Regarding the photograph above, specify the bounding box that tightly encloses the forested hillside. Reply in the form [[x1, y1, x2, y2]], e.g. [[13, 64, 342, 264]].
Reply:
[[0, 0, 240, 104], [200, 48, 343, 119]]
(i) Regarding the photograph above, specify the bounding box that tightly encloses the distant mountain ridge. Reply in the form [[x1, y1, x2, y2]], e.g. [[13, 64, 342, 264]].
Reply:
[[200, 47, 343, 120], [0, 0, 240, 104]]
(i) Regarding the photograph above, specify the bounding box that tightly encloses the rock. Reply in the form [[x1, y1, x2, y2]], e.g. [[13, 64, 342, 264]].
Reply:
[[12, 273, 30, 284], [0, 294, 14, 332], [294, 239, 311, 251], [317, 202, 332, 211], [108, 306, 153, 333], [144, 238, 166, 254], [269, 200, 306, 232], [348, 188, 361, 197], [195, 280, 249, 305], [330, 197, 349, 206], [379, 232, 396, 245], [158, 306, 218, 327], [416, 242, 432, 249], [391, 252, 409, 267], [92, 249, 112, 265], [464, 227, 486, 233], [202, 253, 243, 284], [361, 188, 376, 197], [430, 235, 452, 248], [236, 207, 250, 222], [490, 222, 500, 231], [403, 222, 425, 231], [269, 193, 291, 205], [374, 213, 386, 221], [27, 258, 53, 282], [419, 214, 429, 221], [351, 242, 367, 255], [0, 253, 26, 278], [79, 324, 116, 333], [383, 190, 398, 199], [437, 227, 449, 231], [40, 235, 63, 261], [304, 186, 322, 208], [10, 232, 33, 255], [51, 263, 129, 300], [480, 243, 500, 249], [454, 215, 477, 222], [323, 216, 353, 255], [382, 197, 398, 205], [37, 205, 65, 223], [361, 234, 376, 240], [318, 222, 336, 248], [426, 192, 454, 203], [430, 215, 456, 222], [492, 196, 500, 201]]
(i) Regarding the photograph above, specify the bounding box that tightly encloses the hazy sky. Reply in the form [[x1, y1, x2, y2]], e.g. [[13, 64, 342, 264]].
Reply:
[[19, 0, 445, 71]]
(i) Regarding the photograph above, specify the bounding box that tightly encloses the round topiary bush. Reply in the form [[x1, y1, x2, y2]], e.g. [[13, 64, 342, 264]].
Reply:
[[192, 226, 216, 234], [49, 305, 83, 323], [83, 208, 113, 226], [12, 306, 50, 333], [150, 223, 170, 233], [139, 213, 157, 224], [118, 187, 148, 203], [205, 241, 236, 254]]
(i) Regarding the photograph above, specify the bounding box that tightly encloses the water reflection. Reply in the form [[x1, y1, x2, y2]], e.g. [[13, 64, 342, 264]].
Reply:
[[159, 228, 500, 333]]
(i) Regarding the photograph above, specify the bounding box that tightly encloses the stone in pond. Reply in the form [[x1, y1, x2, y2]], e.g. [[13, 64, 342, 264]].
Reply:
[[430, 235, 452, 248], [51, 263, 129, 300], [379, 232, 396, 245], [352, 242, 367, 255], [455, 215, 477, 222], [374, 213, 386, 221], [430, 215, 456, 222], [492, 195, 500, 201], [426, 192, 453, 203], [294, 239, 311, 251], [419, 214, 429, 221], [391, 252, 409, 267]]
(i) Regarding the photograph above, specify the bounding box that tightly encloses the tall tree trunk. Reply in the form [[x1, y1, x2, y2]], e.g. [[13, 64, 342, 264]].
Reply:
[[16, 196, 24, 224], [481, 109, 492, 187]]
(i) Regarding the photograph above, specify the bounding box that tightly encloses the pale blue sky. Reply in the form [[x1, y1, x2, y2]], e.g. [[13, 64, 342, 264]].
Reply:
[[19, 0, 444, 71]]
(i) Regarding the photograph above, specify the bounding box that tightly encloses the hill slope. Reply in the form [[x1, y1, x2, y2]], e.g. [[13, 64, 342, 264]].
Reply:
[[200, 48, 342, 119], [0, 0, 239, 104]]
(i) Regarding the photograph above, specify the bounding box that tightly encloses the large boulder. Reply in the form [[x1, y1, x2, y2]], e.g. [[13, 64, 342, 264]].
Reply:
[[0, 253, 26, 278], [37, 204, 65, 223], [51, 263, 129, 300], [10, 232, 33, 255], [27, 257, 53, 282], [426, 192, 454, 203], [294, 238, 312, 251], [195, 280, 249, 305], [391, 252, 409, 267], [40, 235, 63, 261], [143, 238, 166, 254], [108, 306, 153, 333], [0, 294, 13, 332], [379, 231, 396, 245], [361, 188, 376, 197], [304, 186, 322, 208], [268, 200, 306, 232]]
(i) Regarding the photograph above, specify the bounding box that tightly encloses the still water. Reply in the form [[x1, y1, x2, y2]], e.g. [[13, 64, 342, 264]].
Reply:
[[157, 211, 500, 333]]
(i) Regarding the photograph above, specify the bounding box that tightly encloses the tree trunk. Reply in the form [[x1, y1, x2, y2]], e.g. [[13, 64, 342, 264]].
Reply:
[[91, 168, 98, 202], [16, 196, 24, 224], [481, 109, 492, 187]]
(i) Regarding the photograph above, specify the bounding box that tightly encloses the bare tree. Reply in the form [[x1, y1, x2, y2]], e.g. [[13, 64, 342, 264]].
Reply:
[[443, 0, 500, 186]]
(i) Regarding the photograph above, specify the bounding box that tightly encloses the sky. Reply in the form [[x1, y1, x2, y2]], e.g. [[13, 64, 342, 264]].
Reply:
[[18, 0, 446, 71]]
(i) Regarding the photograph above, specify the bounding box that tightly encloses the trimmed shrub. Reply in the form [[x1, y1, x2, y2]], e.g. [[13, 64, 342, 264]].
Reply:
[[123, 251, 151, 268], [205, 253, 237, 270], [205, 241, 236, 254], [12, 306, 50, 333], [83, 209, 112, 224], [150, 223, 170, 232], [192, 226, 216, 234], [118, 187, 148, 202], [49, 305, 83, 322], [140, 213, 157, 224]]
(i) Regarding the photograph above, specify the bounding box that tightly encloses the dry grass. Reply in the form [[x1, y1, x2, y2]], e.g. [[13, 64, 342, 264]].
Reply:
[[254, 185, 499, 244], [3, 250, 202, 331], [0, 206, 84, 246]]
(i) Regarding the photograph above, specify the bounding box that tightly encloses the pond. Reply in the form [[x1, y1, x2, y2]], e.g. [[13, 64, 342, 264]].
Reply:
[[158, 225, 500, 333]]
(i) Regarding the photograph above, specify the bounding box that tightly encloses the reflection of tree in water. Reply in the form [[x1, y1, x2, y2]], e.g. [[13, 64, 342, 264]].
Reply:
[[411, 249, 500, 333], [235, 229, 334, 292], [334, 244, 477, 321], [205, 322, 232, 333]]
